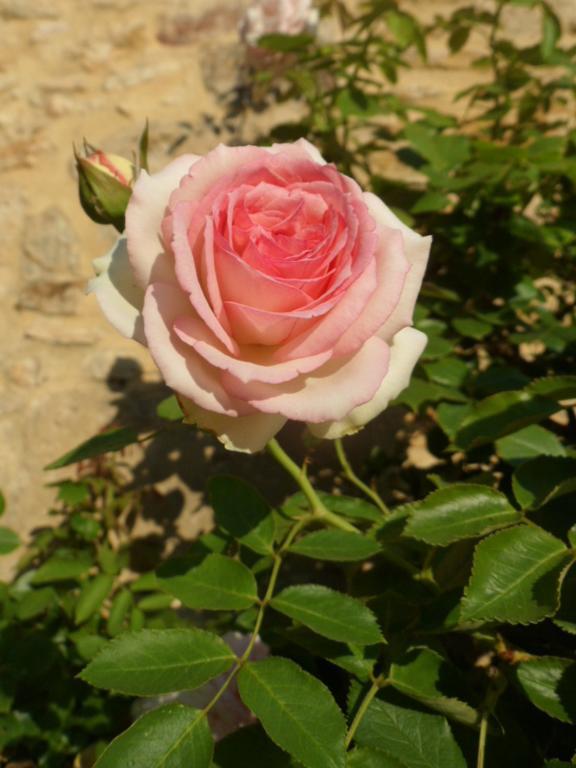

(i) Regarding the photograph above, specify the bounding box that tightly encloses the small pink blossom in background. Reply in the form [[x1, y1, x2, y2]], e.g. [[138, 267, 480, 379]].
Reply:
[[132, 632, 268, 740], [240, 0, 319, 46], [90, 139, 430, 452]]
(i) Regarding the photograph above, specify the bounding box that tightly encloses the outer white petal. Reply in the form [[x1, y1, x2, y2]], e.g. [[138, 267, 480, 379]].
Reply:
[[125, 153, 200, 287], [308, 327, 427, 439], [88, 236, 145, 341], [180, 397, 286, 453], [364, 192, 432, 340], [268, 137, 327, 165]]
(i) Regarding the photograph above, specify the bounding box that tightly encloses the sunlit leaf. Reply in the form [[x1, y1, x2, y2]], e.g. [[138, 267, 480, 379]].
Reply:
[[81, 628, 235, 695], [95, 705, 212, 768], [405, 485, 521, 546], [271, 585, 382, 645], [460, 526, 571, 624], [237, 658, 346, 768]]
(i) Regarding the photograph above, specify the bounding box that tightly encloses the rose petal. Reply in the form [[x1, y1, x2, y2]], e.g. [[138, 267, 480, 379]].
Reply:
[[180, 396, 286, 453], [125, 153, 199, 287], [143, 282, 251, 416], [364, 192, 431, 339], [223, 336, 390, 423], [332, 228, 410, 356], [88, 236, 145, 341], [213, 234, 311, 311], [171, 204, 239, 355], [270, 258, 379, 359], [269, 138, 327, 166], [174, 314, 332, 384], [308, 327, 428, 439]]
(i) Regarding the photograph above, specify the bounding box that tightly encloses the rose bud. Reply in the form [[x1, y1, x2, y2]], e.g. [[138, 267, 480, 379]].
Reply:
[[76, 149, 135, 232], [89, 140, 430, 452]]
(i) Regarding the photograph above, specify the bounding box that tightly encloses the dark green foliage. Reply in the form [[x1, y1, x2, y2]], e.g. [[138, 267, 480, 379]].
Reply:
[[4, 1, 576, 766]]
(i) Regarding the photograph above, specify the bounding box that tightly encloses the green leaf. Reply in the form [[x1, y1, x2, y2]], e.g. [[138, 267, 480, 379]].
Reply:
[[0, 490, 5, 517], [555, 566, 576, 634], [385, 10, 425, 57], [156, 395, 183, 421], [107, 589, 133, 636], [282, 491, 381, 523], [95, 704, 212, 768], [288, 627, 378, 681], [0, 527, 20, 556], [405, 485, 521, 546], [354, 690, 467, 768], [389, 648, 480, 727], [237, 657, 346, 768], [16, 587, 57, 620], [80, 628, 235, 695], [541, 5, 561, 60], [45, 427, 140, 469], [448, 26, 470, 53], [71, 632, 109, 662], [424, 358, 468, 388], [55, 480, 91, 505], [70, 512, 101, 541], [137, 593, 174, 612], [527, 375, 576, 401], [435, 403, 472, 440], [516, 657, 576, 723], [75, 574, 115, 625], [209, 476, 275, 555], [258, 33, 313, 52], [452, 317, 492, 340], [404, 125, 470, 170], [393, 379, 467, 412], [271, 585, 382, 645], [496, 425, 566, 465], [455, 391, 559, 449], [460, 526, 571, 624], [411, 191, 449, 214], [290, 530, 381, 562], [157, 553, 258, 611], [512, 457, 576, 509], [31, 551, 92, 584]]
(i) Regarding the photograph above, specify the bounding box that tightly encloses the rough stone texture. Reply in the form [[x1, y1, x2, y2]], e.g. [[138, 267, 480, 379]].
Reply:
[[0, 0, 575, 578], [18, 207, 82, 315]]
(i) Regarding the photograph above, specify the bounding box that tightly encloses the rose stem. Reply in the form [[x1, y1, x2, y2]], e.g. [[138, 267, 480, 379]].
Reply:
[[335, 438, 390, 516], [267, 438, 359, 533]]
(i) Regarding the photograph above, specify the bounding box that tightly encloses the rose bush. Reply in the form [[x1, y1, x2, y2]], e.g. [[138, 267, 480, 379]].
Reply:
[[240, 0, 319, 47], [90, 140, 430, 451]]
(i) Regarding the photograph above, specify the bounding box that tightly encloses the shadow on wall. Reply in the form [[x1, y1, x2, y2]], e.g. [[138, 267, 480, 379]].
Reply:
[[86, 354, 411, 568]]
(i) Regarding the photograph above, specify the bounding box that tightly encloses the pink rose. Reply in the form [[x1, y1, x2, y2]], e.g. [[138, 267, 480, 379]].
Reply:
[[240, 0, 319, 46], [90, 140, 430, 452]]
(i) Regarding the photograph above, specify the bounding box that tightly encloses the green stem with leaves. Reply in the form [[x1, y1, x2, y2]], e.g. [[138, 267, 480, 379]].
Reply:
[[335, 438, 390, 516], [201, 515, 310, 718], [345, 675, 387, 749], [267, 438, 359, 533]]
